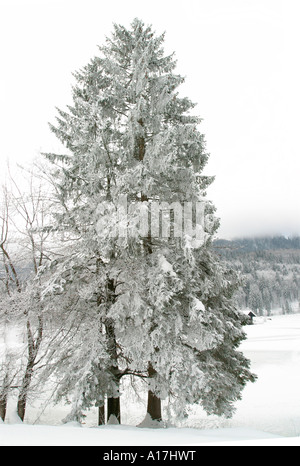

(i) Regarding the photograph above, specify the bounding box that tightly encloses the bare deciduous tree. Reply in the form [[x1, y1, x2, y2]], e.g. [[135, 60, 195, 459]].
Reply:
[[0, 167, 54, 421]]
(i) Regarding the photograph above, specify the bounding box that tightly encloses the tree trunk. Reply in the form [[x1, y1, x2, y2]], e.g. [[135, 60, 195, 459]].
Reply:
[[17, 317, 43, 422], [107, 394, 121, 424], [105, 281, 121, 424], [0, 394, 7, 422], [0, 369, 10, 423], [98, 405, 105, 425], [146, 363, 162, 422], [96, 273, 122, 425], [147, 391, 162, 422], [17, 397, 26, 423], [17, 361, 34, 422]]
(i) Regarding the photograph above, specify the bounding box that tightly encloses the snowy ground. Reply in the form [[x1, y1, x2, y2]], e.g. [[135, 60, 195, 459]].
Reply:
[[0, 422, 291, 446], [1, 313, 300, 446], [232, 313, 300, 438]]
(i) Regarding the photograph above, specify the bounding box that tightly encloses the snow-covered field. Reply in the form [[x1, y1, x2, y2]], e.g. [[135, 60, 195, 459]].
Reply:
[[231, 313, 300, 438], [1, 314, 300, 446]]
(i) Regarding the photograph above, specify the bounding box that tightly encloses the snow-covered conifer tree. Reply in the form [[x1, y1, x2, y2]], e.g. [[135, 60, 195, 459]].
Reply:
[[44, 19, 256, 425]]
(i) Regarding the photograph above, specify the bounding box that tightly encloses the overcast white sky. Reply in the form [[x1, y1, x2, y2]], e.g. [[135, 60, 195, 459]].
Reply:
[[0, 0, 299, 239]]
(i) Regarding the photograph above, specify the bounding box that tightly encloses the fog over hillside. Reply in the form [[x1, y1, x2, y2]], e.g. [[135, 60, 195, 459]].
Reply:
[[214, 236, 300, 316]]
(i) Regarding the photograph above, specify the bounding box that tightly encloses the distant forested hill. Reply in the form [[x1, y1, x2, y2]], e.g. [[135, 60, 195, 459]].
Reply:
[[214, 236, 300, 316], [2, 236, 299, 317]]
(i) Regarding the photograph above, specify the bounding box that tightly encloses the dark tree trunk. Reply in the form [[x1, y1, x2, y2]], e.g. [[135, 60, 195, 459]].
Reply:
[[17, 361, 34, 422], [134, 118, 146, 161], [105, 283, 121, 424], [98, 405, 105, 425], [0, 394, 7, 422], [146, 363, 162, 422], [96, 272, 122, 425], [107, 394, 121, 424], [17, 317, 43, 422], [0, 370, 10, 423], [147, 391, 162, 422], [17, 397, 26, 423]]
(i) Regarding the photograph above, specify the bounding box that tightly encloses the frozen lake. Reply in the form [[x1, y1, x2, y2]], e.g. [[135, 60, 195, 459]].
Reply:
[[231, 313, 300, 438]]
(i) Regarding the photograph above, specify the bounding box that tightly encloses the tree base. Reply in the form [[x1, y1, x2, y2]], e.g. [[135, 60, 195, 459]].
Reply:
[[137, 413, 163, 429], [107, 414, 121, 425]]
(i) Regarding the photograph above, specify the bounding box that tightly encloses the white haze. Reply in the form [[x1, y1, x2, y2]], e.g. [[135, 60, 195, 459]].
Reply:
[[0, 0, 299, 239]]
